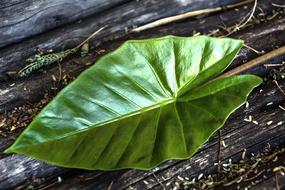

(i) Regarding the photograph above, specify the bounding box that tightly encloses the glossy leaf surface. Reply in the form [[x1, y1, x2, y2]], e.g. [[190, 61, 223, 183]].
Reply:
[[5, 36, 262, 170]]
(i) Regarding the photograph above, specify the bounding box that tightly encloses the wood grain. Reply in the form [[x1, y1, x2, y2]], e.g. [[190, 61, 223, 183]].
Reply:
[[0, 0, 129, 48], [0, 0, 250, 81]]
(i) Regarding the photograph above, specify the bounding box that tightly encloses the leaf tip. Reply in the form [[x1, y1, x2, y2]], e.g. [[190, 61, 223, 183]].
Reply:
[[248, 74, 263, 85], [3, 147, 13, 154]]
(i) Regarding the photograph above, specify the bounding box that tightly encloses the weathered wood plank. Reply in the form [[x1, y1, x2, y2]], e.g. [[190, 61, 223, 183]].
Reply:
[[0, 155, 68, 190], [0, 0, 129, 48], [0, 0, 259, 81]]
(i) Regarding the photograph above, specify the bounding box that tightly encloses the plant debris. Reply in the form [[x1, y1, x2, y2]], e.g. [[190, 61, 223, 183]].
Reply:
[[0, 74, 74, 139], [169, 146, 285, 190], [0, 94, 51, 136]]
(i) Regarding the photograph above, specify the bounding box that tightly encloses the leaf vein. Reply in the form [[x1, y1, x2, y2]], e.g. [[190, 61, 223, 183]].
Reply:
[[129, 43, 172, 97]]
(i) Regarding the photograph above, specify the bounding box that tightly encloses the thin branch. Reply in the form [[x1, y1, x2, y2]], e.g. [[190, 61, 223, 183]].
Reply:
[[279, 105, 285, 111], [226, 0, 257, 36], [217, 130, 222, 179], [243, 169, 264, 181], [215, 45, 285, 80], [264, 64, 284, 67], [132, 0, 253, 32], [275, 173, 280, 190], [108, 181, 114, 190], [152, 172, 166, 189], [74, 27, 105, 50], [57, 62, 62, 82], [243, 44, 264, 55], [223, 161, 259, 186], [236, 0, 257, 29], [272, 3, 285, 8], [273, 80, 285, 96]]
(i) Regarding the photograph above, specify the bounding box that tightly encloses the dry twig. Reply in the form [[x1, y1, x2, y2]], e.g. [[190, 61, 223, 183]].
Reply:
[[216, 45, 285, 79], [273, 80, 285, 96], [223, 161, 260, 186], [152, 172, 166, 189], [272, 3, 285, 8], [243, 44, 264, 55], [226, 0, 257, 36], [264, 64, 284, 67], [217, 130, 222, 179], [275, 173, 280, 190], [132, 0, 253, 32]]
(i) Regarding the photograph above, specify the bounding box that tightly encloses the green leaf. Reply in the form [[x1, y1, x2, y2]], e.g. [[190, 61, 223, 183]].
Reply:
[[5, 36, 262, 170]]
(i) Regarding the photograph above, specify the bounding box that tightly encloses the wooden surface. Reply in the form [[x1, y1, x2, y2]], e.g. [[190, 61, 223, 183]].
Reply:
[[0, 0, 129, 48], [0, 0, 244, 48], [0, 0, 285, 189], [0, 0, 244, 82]]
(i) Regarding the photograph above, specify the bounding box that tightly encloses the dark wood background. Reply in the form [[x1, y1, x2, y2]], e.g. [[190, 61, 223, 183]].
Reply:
[[0, 0, 284, 189]]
